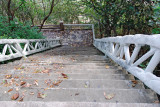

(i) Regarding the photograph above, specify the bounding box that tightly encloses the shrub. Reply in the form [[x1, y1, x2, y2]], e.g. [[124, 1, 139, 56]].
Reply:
[[0, 16, 44, 39]]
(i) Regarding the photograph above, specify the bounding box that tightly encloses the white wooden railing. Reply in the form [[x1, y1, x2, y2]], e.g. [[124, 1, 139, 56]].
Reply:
[[0, 39, 61, 62], [93, 33, 160, 95]]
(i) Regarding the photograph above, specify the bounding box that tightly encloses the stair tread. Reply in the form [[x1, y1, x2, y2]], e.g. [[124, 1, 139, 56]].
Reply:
[[0, 102, 159, 107], [0, 88, 157, 103]]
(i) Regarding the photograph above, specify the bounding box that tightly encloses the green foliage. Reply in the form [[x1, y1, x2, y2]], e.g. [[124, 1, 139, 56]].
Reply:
[[151, 1, 160, 34], [0, 16, 44, 39], [82, 0, 154, 37]]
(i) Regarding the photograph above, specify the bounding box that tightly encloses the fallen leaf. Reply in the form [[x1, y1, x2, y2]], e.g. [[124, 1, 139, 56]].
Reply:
[[30, 92, 34, 95], [37, 92, 47, 99], [33, 80, 38, 86], [15, 83, 19, 86], [20, 81, 26, 86], [154, 100, 160, 103], [18, 96, 24, 102], [5, 75, 12, 79], [53, 80, 63, 86], [8, 88, 13, 92], [11, 93, 19, 100], [131, 80, 138, 87], [131, 80, 138, 84], [41, 94, 47, 99], [61, 73, 68, 79], [104, 92, 115, 100], [105, 65, 110, 69], [14, 76, 19, 79], [45, 79, 52, 86], [42, 69, 52, 73], [75, 93, 79, 96], [25, 83, 32, 87], [11, 78, 15, 82], [37, 92, 41, 98], [33, 70, 41, 73]]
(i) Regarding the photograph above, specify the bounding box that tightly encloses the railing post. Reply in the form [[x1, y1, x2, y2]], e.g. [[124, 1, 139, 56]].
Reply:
[[59, 21, 64, 31]]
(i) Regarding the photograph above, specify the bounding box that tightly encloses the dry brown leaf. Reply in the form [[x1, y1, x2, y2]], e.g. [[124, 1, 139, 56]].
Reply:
[[131, 80, 138, 84], [75, 93, 79, 96], [37, 92, 41, 98], [11, 93, 19, 100], [5, 75, 12, 79], [37, 92, 47, 99], [14, 76, 19, 79], [105, 65, 110, 69], [30, 92, 34, 95], [33, 70, 41, 73], [61, 73, 68, 79], [154, 100, 160, 103], [45, 79, 52, 86], [15, 83, 19, 86], [42, 69, 52, 73], [8, 88, 13, 92], [131, 80, 138, 87], [104, 92, 115, 100], [25, 83, 32, 87], [11, 78, 15, 83], [34, 80, 38, 86], [18, 96, 24, 102], [20, 81, 26, 86], [53, 80, 63, 86]]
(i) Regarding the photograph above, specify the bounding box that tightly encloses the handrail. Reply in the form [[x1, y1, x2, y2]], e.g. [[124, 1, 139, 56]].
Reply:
[[93, 32, 160, 94], [0, 39, 61, 62]]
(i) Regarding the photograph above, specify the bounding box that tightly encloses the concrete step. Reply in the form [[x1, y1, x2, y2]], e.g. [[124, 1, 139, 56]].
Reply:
[[0, 102, 159, 107], [0, 68, 124, 74], [18, 65, 116, 70], [0, 73, 134, 80], [0, 79, 144, 89], [0, 88, 157, 103]]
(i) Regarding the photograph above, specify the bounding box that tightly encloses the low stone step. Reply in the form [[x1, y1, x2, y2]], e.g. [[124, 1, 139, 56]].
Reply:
[[0, 88, 157, 103], [0, 73, 134, 80], [21, 62, 110, 66], [0, 68, 124, 75], [18, 64, 115, 70], [0, 102, 159, 107], [0, 79, 144, 89]]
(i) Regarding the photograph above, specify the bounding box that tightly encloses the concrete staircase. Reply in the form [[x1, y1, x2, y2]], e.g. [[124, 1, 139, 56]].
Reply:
[[0, 46, 159, 107]]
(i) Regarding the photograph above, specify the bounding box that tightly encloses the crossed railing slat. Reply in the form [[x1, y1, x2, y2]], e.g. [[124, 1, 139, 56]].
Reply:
[[0, 39, 61, 62]]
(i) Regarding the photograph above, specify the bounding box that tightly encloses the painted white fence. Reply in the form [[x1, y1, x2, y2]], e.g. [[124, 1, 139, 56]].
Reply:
[[94, 34, 160, 94], [0, 39, 61, 62]]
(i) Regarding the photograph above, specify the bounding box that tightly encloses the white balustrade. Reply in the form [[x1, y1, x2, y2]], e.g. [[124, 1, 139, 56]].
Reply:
[[0, 39, 61, 62], [93, 34, 160, 94]]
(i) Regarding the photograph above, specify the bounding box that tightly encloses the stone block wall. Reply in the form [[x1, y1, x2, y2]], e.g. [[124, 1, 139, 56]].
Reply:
[[42, 29, 93, 47]]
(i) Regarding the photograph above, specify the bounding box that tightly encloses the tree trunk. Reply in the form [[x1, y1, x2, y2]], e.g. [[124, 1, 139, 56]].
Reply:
[[7, 0, 12, 23], [98, 21, 103, 38], [39, 0, 55, 32]]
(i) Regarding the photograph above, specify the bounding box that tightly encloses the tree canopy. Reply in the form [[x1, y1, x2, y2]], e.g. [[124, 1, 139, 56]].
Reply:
[[0, 0, 159, 38]]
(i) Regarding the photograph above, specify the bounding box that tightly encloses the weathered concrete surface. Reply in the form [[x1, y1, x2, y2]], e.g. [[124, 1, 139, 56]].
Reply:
[[0, 46, 159, 106], [0, 102, 159, 107]]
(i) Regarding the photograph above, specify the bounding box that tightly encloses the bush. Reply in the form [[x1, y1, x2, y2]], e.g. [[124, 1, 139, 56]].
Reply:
[[0, 16, 44, 39]]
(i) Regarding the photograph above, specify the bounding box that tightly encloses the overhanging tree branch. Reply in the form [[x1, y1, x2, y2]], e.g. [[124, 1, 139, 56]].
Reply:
[[39, 0, 55, 32]]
